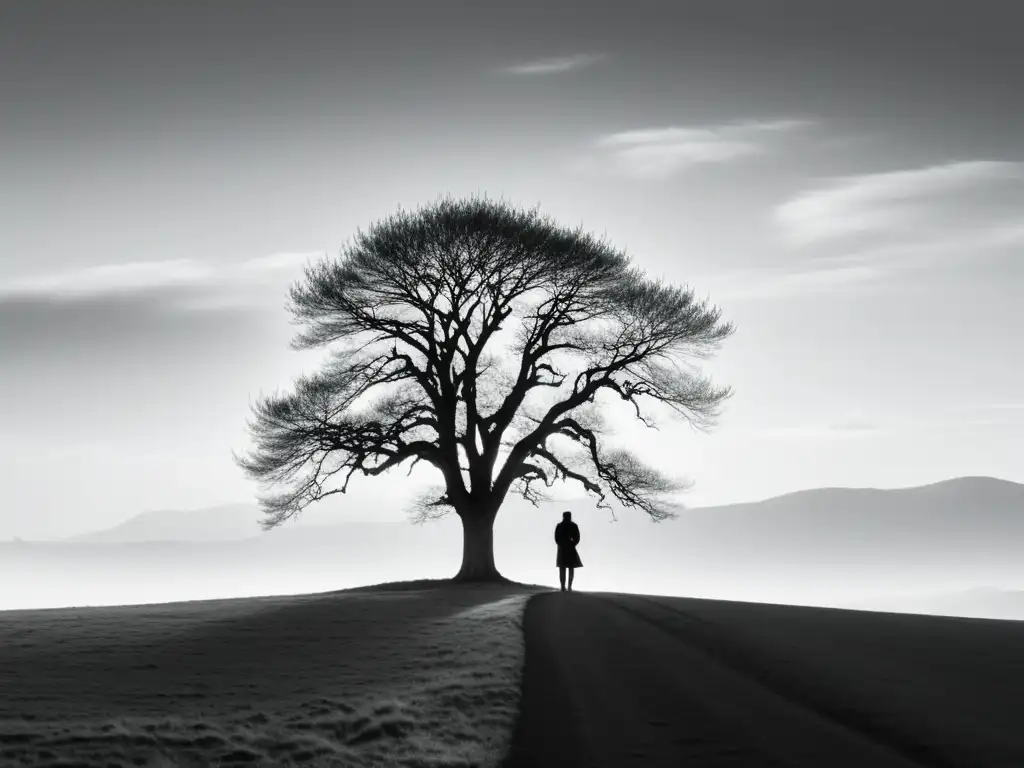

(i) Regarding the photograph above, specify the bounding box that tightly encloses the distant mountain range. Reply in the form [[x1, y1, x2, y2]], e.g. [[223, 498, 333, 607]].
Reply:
[[5, 476, 1022, 615], [65, 476, 1024, 550], [669, 475, 1024, 560], [66, 503, 266, 542]]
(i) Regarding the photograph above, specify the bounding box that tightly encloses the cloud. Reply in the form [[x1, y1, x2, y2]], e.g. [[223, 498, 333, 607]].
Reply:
[[695, 257, 890, 302], [238, 252, 324, 273], [749, 423, 886, 441], [501, 54, 604, 75], [754, 212, 1024, 294], [825, 416, 882, 434], [745, 404, 1017, 441], [584, 119, 811, 179], [754, 411, 886, 440], [0, 254, 318, 441], [702, 205, 1024, 301], [0, 251, 325, 306], [0, 260, 215, 299], [947, 403, 1024, 418], [972, 221, 1024, 249], [776, 160, 1023, 245]]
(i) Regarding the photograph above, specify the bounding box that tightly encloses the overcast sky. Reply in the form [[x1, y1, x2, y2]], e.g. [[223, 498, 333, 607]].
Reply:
[[2, 0, 1023, 539]]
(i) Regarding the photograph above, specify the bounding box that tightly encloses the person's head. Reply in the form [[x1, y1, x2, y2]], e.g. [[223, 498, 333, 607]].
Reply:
[[562, 511, 571, 522]]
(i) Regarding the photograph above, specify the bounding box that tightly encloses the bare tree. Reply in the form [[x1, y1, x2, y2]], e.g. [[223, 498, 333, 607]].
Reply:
[[235, 197, 734, 581]]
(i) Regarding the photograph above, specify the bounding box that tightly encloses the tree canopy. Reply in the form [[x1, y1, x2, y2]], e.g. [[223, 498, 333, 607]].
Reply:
[[235, 197, 733, 579]]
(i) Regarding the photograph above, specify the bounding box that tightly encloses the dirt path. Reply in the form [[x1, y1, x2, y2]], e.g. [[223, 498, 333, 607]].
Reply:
[[502, 592, 1024, 768]]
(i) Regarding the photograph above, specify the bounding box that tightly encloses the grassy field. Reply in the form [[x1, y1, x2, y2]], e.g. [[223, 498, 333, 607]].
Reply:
[[0, 580, 541, 768]]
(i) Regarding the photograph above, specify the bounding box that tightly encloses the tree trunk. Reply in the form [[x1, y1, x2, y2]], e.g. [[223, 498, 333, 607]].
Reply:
[[453, 510, 505, 582]]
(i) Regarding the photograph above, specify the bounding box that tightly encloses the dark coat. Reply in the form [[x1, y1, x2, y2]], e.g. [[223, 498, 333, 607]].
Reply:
[[554, 520, 583, 568]]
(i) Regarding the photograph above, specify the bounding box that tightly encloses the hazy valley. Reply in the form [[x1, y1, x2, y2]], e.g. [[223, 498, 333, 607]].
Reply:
[[5, 476, 1022, 619]]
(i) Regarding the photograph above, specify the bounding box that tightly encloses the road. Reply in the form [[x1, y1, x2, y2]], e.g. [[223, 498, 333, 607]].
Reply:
[[501, 592, 1024, 768]]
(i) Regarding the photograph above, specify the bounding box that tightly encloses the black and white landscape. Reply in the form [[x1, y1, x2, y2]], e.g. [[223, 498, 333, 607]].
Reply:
[[3, 1, 1023, 766]]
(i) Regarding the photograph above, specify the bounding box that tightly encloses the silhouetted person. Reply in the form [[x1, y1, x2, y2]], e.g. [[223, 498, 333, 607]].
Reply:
[[555, 511, 582, 591]]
